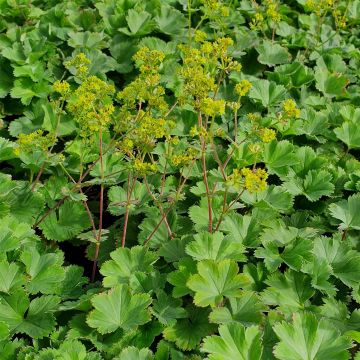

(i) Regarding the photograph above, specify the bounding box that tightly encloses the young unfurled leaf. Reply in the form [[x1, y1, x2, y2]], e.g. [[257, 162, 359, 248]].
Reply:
[[100, 246, 158, 288], [202, 323, 263, 360], [87, 285, 152, 334], [187, 259, 250, 307], [185, 231, 246, 262], [273, 312, 351, 360]]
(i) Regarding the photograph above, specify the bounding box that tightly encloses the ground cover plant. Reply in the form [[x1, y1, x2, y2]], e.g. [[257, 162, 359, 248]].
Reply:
[[1, 0, 360, 358]]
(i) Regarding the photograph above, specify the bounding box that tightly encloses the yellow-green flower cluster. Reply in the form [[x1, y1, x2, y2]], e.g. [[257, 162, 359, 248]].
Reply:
[[64, 53, 91, 79], [118, 138, 134, 155], [67, 75, 115, 135], [194, 30, 207, 43], [282, 99, 301, 118], [248, 143, 262, 154], [171, 148, 197, 167], [250, 13, 265, 30], [250, 0, 281, 29], [14, 130, 54, 156], [235, 80, 252, 97], [199, 98, 225, 117], [265, 0, 281, 23], [248, 112, 261, 122], [333, 9, 347, 29], [226, 167, 268, 192], [200, 0, 230, 17], [135, 115, 167, 141], [227, 168, 242, 189], [133, 159, 157, 176], [304, 0, 333, 16], [117, 47, 168, 114], [178, 38, 241, 109], [242, 168, 268, 193], [189, 125, 208, 138], [53, 80, 70, 97], [133, 47, 165, 74], [259, 128, 276, 143]]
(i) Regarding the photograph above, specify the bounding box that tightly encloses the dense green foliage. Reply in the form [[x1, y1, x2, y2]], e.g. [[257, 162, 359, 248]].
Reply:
[[1, 0, 360, 358]]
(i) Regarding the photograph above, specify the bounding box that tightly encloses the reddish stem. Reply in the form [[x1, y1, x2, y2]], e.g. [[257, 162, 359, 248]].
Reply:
[[199, 112, 212, 233], [91, 129, 104, 282]]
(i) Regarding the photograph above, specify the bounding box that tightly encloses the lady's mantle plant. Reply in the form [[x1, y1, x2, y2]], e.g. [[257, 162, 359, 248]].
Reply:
[[1, 0, 360, 358]]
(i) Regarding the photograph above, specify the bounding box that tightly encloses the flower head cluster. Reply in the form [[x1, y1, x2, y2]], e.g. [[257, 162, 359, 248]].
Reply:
[[250, 13, 265, 30], [250, 0, 281, 29], [235, 80, 252, 97], [194, 30, 207, 43], [226, 167, 268, 192], [265, 0, 281, 23], [304, 0, 333, 16], [242, 167, 268, 193], [227, 168, 242, 189], [333, 9, 347, 29], [64, 53, 91, 79], [199, 98, 225, 117], [178, 38, 240, 110], [133, 47, 165, 74], [53, 80, 70, 97], [133, 159, 157, 176], [200, 0, 230, 17], [259, 128, 276, 143], [117, 47, 168, 114], [171, 148, 197, 167], [14, 130, 54, 156], [67, 75, 115, 136], [282, 99, 301, 118]]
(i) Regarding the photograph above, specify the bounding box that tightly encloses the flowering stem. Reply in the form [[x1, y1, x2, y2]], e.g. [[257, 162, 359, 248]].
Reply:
[[144, 160, 196, 246], [121, 173, 136, 248], [144, 176, 173, 239], [214, 188, 228, 232], [199, 112, 213, 233], [91, 128, 104, 282]]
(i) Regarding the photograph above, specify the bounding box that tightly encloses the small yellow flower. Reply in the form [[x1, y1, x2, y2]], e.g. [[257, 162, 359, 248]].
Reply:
[[133, 159, 157, 176], [194, 30, 207, 43], [227, 168, 242, 189], [220, 6, 230, 17], [199, 98, 225, 117], [282, 99, 301, 118], [249, 143, 262, 153], [190, 126, 199, 137], [235, 80, 252, 97], [241, 167, 268, 193], [259, 128, 276, 143], [53, 80, 70, 96]]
